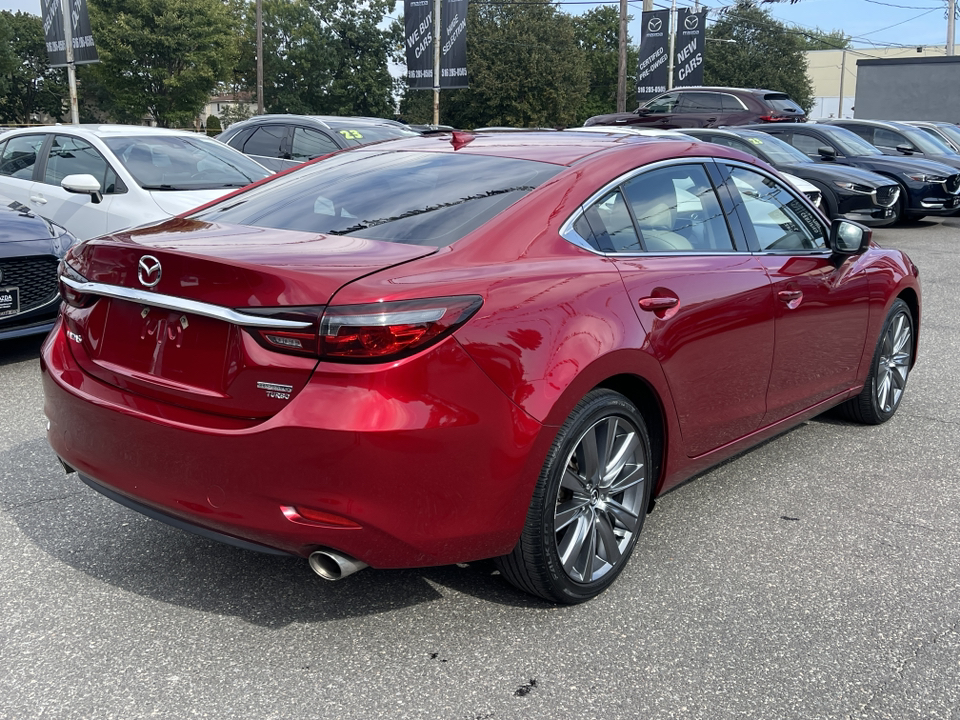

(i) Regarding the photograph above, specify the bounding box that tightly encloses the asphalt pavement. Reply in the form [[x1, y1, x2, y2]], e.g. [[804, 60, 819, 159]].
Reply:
[[1, 218, 958, 720]]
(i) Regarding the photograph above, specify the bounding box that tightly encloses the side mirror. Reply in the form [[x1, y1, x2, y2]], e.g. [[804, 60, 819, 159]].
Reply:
[[830, 218, 871, 255], [895, 144, 916, 155], [61, 174, 103, 204], [817, 146, 837, 160]]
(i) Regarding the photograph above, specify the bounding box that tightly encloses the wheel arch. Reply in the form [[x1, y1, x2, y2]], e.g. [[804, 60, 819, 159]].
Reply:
[[895, 287, 921, 369], [595, 373, 668, 504]]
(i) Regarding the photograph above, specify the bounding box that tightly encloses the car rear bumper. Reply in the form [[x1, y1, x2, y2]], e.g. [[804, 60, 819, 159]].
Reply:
[[41, 318, 550, 569]]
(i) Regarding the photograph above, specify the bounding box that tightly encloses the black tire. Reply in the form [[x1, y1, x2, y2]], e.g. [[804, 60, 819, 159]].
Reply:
[[895, 191, 925, 223], [495, 389, 653, 604], [836, 298, 914, 424]]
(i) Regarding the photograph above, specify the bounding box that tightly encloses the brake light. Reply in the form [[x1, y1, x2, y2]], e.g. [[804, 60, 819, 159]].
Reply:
[[759, 115, 792, 123], [318, 295, 483, 362], [57, 260, 95, 308]]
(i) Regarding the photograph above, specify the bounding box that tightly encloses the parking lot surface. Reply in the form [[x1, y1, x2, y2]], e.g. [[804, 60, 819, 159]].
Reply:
[[1, 218, 958, 720]]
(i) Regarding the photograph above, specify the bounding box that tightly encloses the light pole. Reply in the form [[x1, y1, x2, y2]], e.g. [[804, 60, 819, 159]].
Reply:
[[256, 0, 264, 114]]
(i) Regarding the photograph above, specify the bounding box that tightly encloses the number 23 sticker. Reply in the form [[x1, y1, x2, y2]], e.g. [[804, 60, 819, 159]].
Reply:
[[339, 130, 364, 140]]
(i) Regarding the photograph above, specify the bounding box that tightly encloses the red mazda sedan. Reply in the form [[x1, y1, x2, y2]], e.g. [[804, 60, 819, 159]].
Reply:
[[42, 131, 920, 603]]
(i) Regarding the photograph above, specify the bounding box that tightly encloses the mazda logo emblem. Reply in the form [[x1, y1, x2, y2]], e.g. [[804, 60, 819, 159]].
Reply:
[[648, 17, 662, 32], [685, 14, 699, 30], [138, 255, 162, 288]]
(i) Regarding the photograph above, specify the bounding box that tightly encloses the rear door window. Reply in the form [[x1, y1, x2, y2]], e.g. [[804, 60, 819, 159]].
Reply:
[[643, 92, 681, 113], [678, 92, 723, 113], [242, 126, 287, 158], [0, 135, 45, 179], [291, 127, 339, 160], [790, 132, 831, 157], [720, 94, 747, 112], [874, 128, 911, 151], [621, 164, 735, 252]]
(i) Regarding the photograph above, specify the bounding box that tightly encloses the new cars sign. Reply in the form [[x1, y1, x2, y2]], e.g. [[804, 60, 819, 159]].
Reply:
[[673, 9, 706, 88], [636, 10, 670, 102], [41, 0, 99, 67]]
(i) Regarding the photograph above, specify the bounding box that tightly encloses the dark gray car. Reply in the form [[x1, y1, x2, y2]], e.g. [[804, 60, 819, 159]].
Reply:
[[217, 115, 421, 171]]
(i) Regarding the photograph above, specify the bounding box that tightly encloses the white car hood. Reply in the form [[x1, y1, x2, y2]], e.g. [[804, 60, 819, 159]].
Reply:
[[148, 188, 238, 217]]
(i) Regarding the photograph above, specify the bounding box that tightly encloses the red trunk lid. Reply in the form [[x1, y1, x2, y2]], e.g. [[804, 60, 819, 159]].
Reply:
[[64, 218, 436, 419]]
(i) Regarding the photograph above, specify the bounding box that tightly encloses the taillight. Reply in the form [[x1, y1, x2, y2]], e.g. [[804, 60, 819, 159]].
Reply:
[[318, 296, 483, 362], [243, 306, 325, 358], [57, 260, 95, 308]]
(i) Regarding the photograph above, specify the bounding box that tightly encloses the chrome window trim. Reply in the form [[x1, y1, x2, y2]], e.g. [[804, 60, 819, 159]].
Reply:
[[721, 93, 748, 111], [58, 277, 313, 329], [560, 156, 831, 258], [559, 156, 731, 255]]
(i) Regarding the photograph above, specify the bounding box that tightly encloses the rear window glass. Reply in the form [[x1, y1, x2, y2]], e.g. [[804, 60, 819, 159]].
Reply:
[[191, 151, 562, 247], [763, 94, 802, 113]]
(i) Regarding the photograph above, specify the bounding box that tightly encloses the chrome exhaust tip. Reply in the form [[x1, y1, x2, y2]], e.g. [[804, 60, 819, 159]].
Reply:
[[308, 549, 368, 581]]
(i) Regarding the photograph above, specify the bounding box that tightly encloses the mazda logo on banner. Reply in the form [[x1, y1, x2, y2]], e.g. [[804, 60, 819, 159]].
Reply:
[[637, 10, 671, 103], [673, 8, 706, 88]]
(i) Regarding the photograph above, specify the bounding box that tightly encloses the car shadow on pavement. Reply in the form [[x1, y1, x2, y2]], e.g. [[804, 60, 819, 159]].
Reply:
[[0, 334, 45, 366], [1, 437, 548, 627]]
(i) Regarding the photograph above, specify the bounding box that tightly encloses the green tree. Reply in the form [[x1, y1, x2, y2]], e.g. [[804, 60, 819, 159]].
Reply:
[[80, 0, 240, 127], [235, 0, 400, 117], [573, 6, 638, 122], [400, 0, 590, 129], [798, 27, 851, 51], [0, 11, 66, 125], [704, 1, 814, 113]]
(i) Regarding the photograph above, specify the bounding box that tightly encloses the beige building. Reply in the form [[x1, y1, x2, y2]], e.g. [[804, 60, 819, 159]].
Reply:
[[805, 45, 948, 119]]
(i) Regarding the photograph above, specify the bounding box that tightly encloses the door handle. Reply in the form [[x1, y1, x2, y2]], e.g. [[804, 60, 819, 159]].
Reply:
[[707, 117, 717, 122], [777, 290, 803, 307], [638, 296, 679, 311], [30, 195, 47, 205]]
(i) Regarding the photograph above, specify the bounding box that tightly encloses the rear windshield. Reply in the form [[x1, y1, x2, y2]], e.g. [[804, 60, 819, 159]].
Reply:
[[191, 150, 562, 247], [763, 94, 803, 113]]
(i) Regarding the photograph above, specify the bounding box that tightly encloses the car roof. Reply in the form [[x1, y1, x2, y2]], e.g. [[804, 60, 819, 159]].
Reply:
[[0, 124, 205, 139], [360, 130, 731, 166], [664, 86, 791, 96], [230, 114, 406, 129], [685, 127, 771, 140]]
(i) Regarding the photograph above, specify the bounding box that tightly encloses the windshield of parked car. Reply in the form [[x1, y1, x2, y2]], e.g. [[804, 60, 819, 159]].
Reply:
[[931, 123, 960, 148], [737, 132, 812, 164], [898, 125, 956, 155], [827, 127, 884, 157], [325, 124, 421, 147], [191, 150, 562, 247], [103, 135, 270, 191]]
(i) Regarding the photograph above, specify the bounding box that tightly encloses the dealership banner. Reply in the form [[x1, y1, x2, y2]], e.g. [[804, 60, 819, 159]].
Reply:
[[405, 0, 434, 89], [41, 0, 99, 67], [636, 10, 670, 103], [405, 0, 468, 90], [439, 0, 468, 88], [673, 8, 706, 88]]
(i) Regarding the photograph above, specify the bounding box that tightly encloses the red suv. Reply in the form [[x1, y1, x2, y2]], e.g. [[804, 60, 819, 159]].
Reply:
[[584, 87, 807, 129]]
